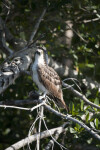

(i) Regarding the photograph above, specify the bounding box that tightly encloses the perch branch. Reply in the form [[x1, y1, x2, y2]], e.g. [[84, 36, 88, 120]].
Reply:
[[0, 99, 100, 141], [5, 125, 66, 150]]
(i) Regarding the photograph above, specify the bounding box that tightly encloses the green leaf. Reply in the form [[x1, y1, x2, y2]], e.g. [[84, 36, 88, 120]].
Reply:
[[86, 112, 89, 123], [75, 123, 81, 131], [85, 64, 94, 68], [72, 103, 75, 113], [81, 100, 84, 111], [95, 118, 99, 129], [69, 127, 76, 133], [94, 98, 99, 105], [90, 122, 95, 128], [87, 138, 93, 144], [58, 25, 61, 30]]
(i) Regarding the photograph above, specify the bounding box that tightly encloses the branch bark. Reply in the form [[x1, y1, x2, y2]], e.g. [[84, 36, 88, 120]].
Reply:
[[43, 103, 100, 141], [0, 51, 32, 94], [5, 125, 66, 150], [0, 17, 13, 55], [62, 81, 100, 110], [0, 99, 100, 141], [44, 123, 68, 150]]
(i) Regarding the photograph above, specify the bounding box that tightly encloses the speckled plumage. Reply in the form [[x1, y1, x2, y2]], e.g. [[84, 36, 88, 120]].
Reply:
[[31, 47, 68, 110]]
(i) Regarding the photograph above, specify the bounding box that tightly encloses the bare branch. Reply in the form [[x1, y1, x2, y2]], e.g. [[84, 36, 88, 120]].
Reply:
[[62, 81, 100, 110], [0, 98, 100, 141], [66, 23, 88, 43], [0, 53, 32, 94], [0, 101, 44, 111], [44, 123, 68, 150], [0, 16, 26, 50], [44, 103, 100, 141], [0, 104, 30, 111], [0, 17, 13, 55], [5, 125, 66, 150], [0, 8, 48, 95], [44, 131, 60, 150], [83, 17, 100, 23], [37, 106, 44, 150], [28, 8, 47, 44]]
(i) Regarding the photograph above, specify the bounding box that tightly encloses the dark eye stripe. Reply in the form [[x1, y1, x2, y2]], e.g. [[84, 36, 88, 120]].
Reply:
[[37, 46, 47, 54], [35, 51, 40, 55]]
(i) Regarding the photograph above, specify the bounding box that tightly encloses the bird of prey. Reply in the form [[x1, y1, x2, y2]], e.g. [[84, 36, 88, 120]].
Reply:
[[31, 46, 68, 111]]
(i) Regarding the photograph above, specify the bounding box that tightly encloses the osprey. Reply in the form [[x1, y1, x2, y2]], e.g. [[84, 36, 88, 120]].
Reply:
[[31, 47, 68, 111]]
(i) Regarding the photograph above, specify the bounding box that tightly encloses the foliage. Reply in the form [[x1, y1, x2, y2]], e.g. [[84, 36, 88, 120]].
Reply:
[[0, 0, 100, 149]]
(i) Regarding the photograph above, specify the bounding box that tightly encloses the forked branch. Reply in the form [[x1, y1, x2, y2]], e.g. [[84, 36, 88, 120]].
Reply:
[[0, 99, 100, 141], [5, 125, 66, 150]]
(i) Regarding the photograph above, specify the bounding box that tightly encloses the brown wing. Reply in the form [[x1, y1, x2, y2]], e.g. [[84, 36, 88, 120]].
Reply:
[[37, 64, 68, 110]]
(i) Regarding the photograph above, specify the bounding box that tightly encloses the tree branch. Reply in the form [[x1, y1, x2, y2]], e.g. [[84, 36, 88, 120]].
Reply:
[[37, 106, 44, 150], [28, 8, 47, 44], [0, 17, 13, 55], [44, 123, 68, 150], [43, 103, 100, 141], [0, 101, 44, 111], [66, 23, 88, 43], [0, 53, 32, 94], [5, 125, 66, 150], [83, 17, 100, 23], [62, 81, 100, 110], [0, 99, 100, 141], [0, 8, 47, 94]]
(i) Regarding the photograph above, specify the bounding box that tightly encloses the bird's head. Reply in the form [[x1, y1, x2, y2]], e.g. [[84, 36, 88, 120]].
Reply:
[[34, 46, 48, 65]]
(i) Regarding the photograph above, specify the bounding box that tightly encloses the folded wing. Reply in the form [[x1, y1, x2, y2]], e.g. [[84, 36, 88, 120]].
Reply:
[[37, 64, 68, 110]]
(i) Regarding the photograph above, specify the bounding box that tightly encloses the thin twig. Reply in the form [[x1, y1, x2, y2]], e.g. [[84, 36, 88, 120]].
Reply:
[[44, 130, 65, 150], [83, 17, 100, 23], [28, 115, 40, 150], [43, 119, 68, 150], [0, 105, 30, 111], [63, 78, 82, 92], [0, 102, 44, 111], [66, 23, 88, 43]]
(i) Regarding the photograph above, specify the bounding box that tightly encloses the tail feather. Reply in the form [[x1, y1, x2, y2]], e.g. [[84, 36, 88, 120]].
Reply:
[[55, 98, 69, 112]]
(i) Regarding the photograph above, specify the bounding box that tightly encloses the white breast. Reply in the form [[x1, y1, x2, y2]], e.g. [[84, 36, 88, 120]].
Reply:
[[31, 63, 47, 93]]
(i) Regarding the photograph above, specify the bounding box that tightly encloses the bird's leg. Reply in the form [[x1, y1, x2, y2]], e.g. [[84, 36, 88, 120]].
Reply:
[[39, 92, 47, 100]]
